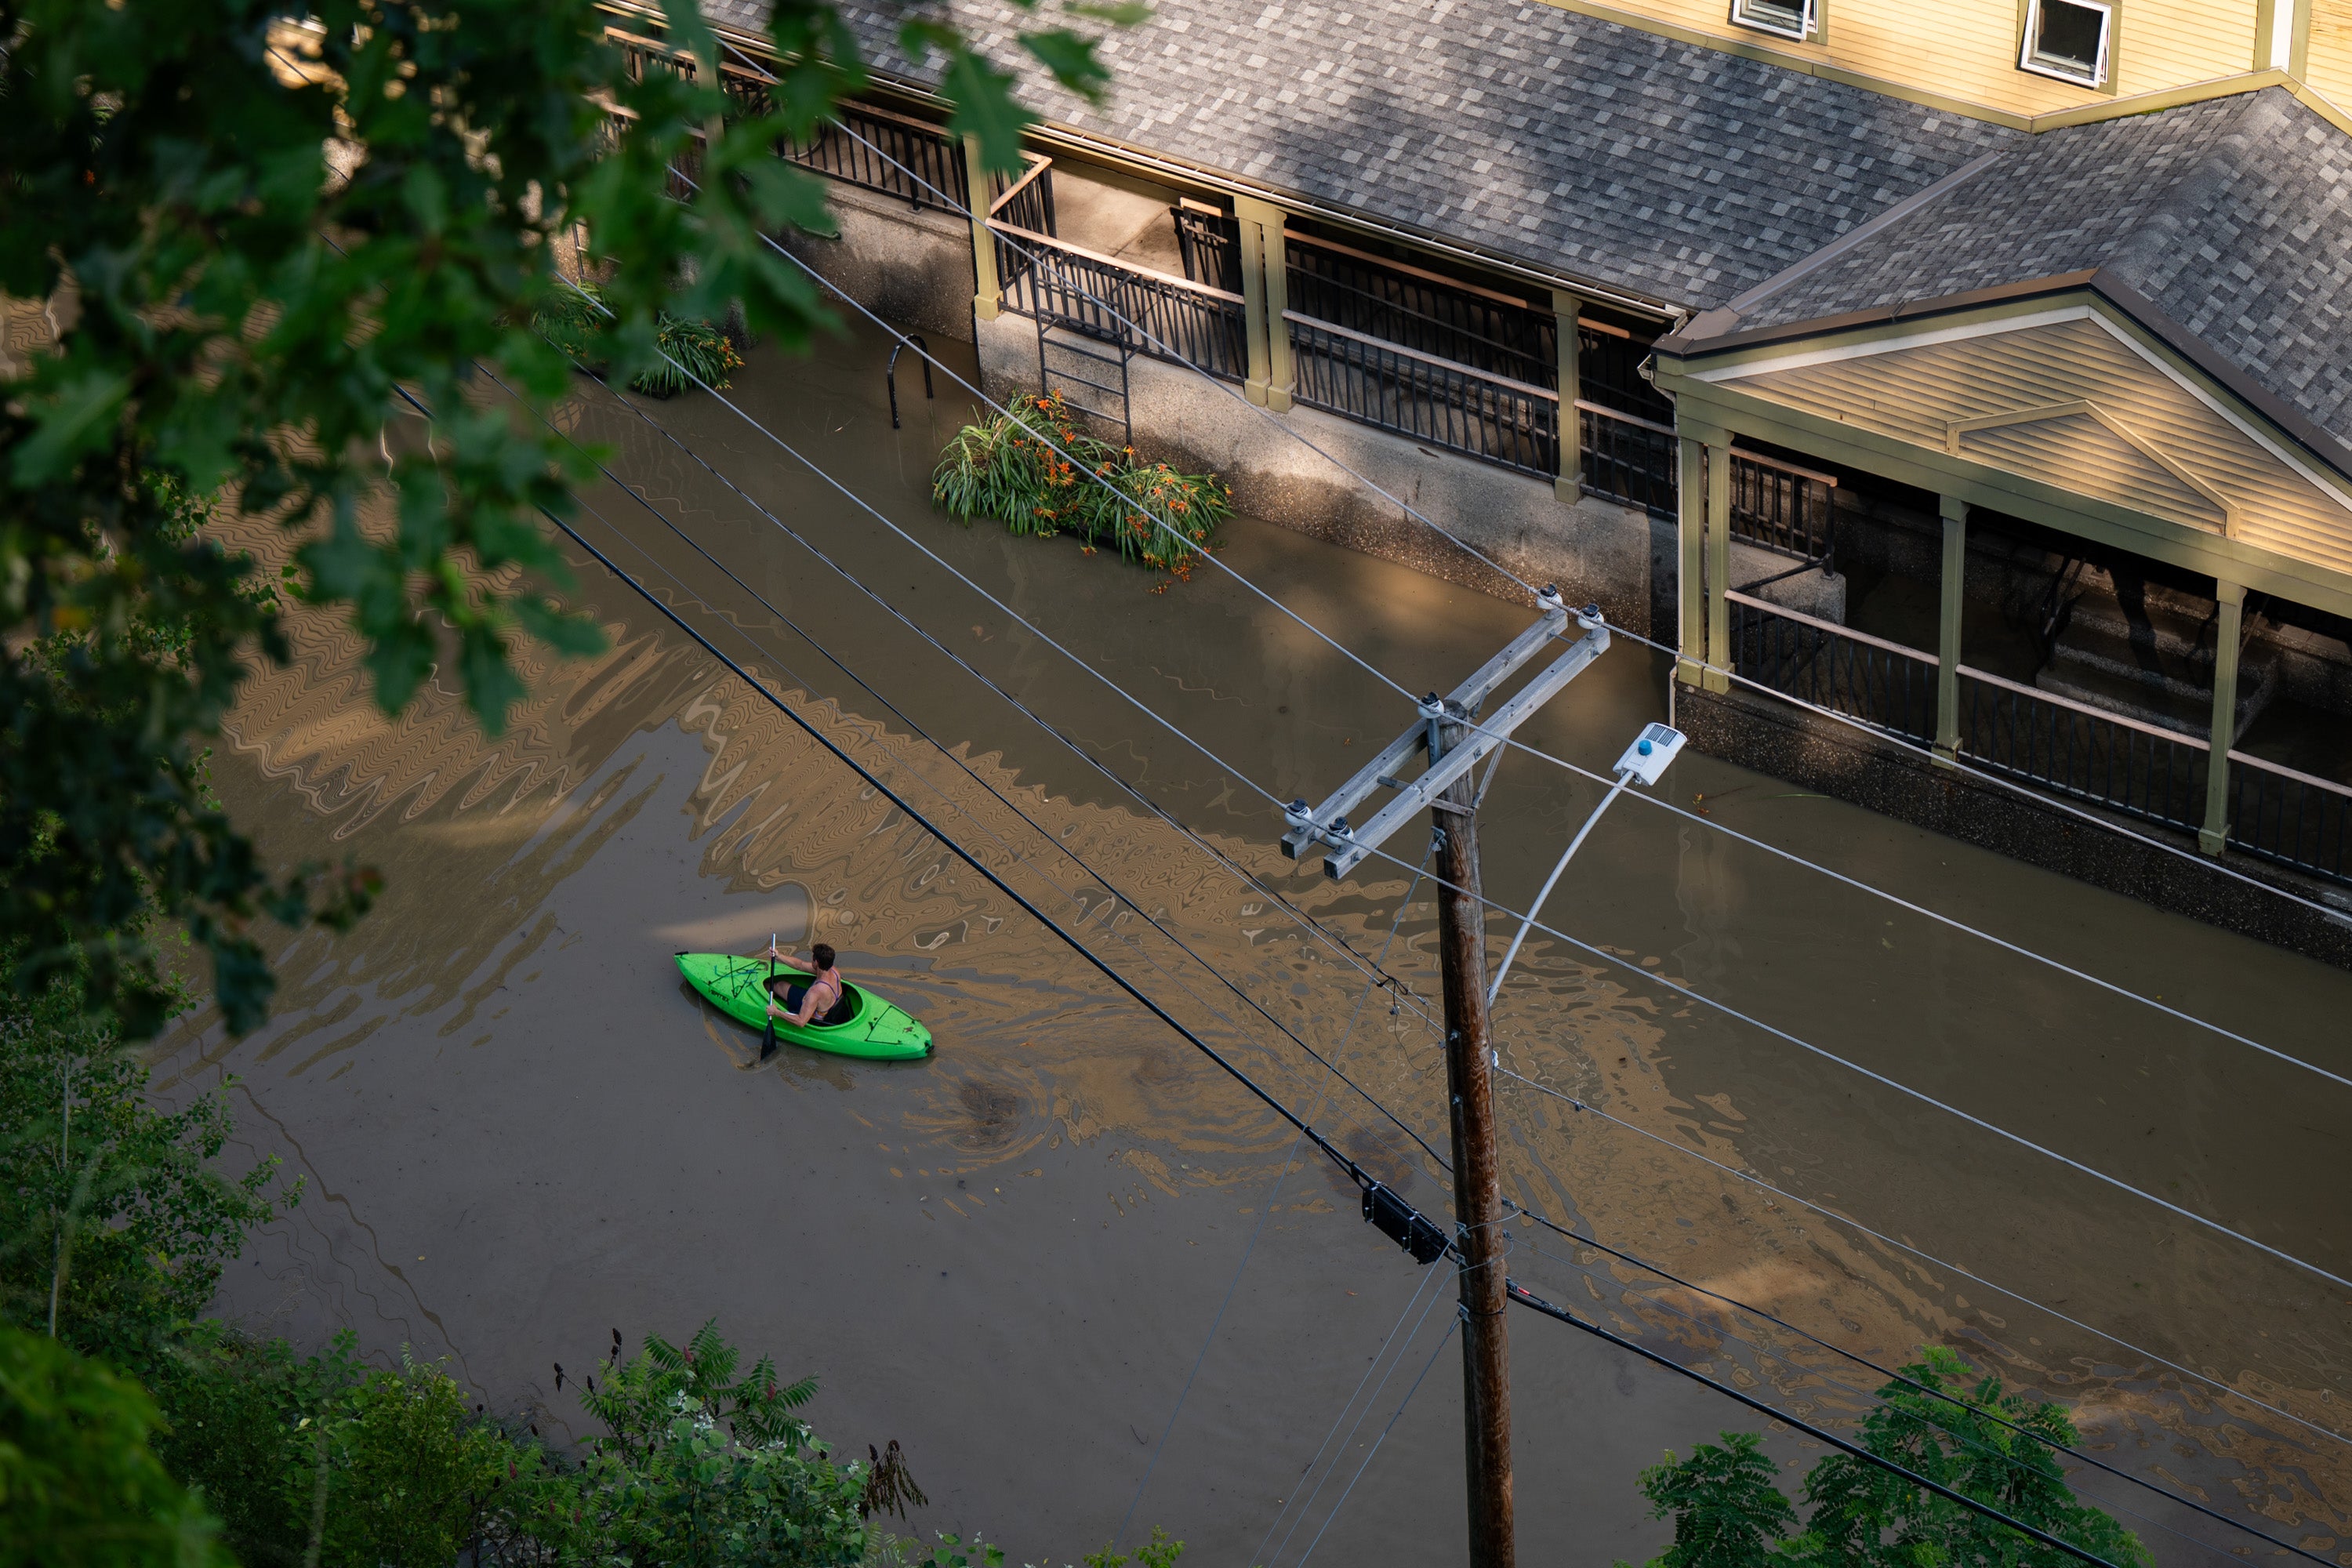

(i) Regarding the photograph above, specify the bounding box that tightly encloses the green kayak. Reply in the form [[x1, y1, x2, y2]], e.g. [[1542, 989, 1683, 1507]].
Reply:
[[674, 952, 934, 1062]]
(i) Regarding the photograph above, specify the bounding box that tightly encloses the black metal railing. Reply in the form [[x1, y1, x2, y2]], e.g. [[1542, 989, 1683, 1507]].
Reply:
[[784, 102, 968, 212], [1288, 318, 1557, 477], [999, 239, 1249, 384], [1287, 241, 1555, 387], [1577, 326, 1673, 426], [1727, 594, 1938, 743], [1730, 452, 1837, 567], [1958, 670, 2207, 835], [1580, 405, 1677, 516], [2227, 754, 2352, 882], [1174, 207, 1245, 293]]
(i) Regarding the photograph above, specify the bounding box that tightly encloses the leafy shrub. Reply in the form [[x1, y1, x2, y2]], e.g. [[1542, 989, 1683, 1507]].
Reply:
[[0, 977, 298, 1370], [931, 393, 1231, 579], [1622, 1348, 2149, 1568], [0, 1325, 233, 1568], [528, 282, 743, 397]]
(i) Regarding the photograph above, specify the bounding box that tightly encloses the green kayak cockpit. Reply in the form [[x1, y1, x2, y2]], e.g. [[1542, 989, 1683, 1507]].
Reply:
[[674, 952, 934, 1062]]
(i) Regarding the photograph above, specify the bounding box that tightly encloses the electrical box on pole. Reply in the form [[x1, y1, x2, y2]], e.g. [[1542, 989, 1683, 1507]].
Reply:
[[1282, 588, 1611, 1568]]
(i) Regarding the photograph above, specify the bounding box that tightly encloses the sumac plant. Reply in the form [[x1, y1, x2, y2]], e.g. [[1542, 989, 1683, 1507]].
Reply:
[[931, 393, 1232, 579]]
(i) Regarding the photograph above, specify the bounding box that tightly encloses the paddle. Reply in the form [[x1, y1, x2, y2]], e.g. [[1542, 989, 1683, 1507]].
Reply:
[[761, 931, 778, 1061]]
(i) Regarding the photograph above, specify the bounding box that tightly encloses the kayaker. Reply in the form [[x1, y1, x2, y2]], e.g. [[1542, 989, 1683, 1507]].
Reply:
[[753, 940, 855, 1057]]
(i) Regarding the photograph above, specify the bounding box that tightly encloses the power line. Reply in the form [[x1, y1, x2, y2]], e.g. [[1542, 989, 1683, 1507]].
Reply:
[[540, 348, 2348, 1459], [708, 174, 2352, 1104], [1504, 1279, 2130, 1568], [517, 358, 2344, 1545], [281, 59, 2347, 1543], [1512, 1234, 2335, 1568], [1487, 1061, 2351, 1449], [1290, 1307, 1465, 1568], [1117, 848, 1432, 1552], [501, 316, 2352, 1516], [772, 100, 2352, 934], [485, 336, 2256, 1558], [546, 260, 2352, 1302], [1271, 1269, 1461, 1567], [561, 448, 2314, 1563], [479, 356, 1453, 1177], [528, 437, 2167, 1568]]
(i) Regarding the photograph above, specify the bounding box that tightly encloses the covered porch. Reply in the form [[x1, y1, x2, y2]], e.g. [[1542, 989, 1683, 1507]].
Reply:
[[1652, 284, 2352, 889]]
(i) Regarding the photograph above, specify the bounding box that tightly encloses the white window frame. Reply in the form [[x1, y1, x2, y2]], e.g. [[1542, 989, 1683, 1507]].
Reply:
[[1730, 0, 1817, 43], [2018, 0, 2113, 87]]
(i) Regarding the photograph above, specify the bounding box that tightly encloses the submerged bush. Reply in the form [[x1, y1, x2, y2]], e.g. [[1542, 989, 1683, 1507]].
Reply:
[[528, 281, 744, 397], [931, 392, 1231, 579]]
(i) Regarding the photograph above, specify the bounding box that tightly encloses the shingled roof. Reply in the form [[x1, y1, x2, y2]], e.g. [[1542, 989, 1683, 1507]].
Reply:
[[702, 0, 2016, 309], [1719, 88, 2352, 450]]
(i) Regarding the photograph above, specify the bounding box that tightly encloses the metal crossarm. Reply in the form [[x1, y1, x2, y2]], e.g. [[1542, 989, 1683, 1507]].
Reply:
[[1280, 588, 1570, 861], [1321, 620, 1609, 879]]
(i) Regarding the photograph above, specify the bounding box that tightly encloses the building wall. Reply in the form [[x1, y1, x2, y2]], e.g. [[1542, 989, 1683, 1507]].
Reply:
[[2309, 0, 2352, 111], [1551, 0, 2261, 118], [773, 178, 977, 348]]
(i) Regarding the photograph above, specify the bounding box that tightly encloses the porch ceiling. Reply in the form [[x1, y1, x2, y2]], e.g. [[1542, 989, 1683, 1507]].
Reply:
[[1672, 305, 2352, 601]]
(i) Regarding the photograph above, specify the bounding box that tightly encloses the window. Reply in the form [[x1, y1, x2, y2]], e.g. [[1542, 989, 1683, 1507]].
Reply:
[[1730, 0, 1817, 42], [2020, 0, 2112, 86]]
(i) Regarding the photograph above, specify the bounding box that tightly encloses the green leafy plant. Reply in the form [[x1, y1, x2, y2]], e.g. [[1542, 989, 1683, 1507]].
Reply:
[[630, 313, 750, 397], [932, 393, 1231, 580], [0, 967, 299, 1370], [1621, 1348, 2151, 1568], [2, 0, 1141, 1038], [1078, 1525, 1186, 1568], [528, 284, 746, 396], [0, 1324, 235, 1568]]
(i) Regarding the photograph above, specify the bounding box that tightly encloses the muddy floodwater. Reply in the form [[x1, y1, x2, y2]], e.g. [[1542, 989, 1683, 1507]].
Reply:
[[159, 316, 2352, 1565]]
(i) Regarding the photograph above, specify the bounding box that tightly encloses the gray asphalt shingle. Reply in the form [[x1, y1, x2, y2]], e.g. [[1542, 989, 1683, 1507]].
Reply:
[[704, 0, 2016, 307], [1741, 89, 2352, 446]]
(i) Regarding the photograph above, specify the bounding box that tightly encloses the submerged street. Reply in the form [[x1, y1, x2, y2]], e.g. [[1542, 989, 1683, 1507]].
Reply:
[[162, 317, 2352, 1563]]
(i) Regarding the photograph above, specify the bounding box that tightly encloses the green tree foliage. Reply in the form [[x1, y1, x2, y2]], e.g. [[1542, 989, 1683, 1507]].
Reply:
[[1625, 1349, 2151, 1568], [0, 1324, 235, 1568], [0, 971, 298, 1369], [0, 0, 1131, 1036], [1634, 1432, 1796, 1568]]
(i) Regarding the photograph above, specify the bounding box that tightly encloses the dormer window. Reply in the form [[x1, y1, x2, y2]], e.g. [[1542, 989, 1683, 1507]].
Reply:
[[2020, 0, 2112, 86], [1730, 0, 1817, 42]]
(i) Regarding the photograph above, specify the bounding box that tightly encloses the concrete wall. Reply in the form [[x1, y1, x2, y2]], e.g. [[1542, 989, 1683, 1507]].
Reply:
[[780, 178, 977, 348], [975, 310, 1675, 635]]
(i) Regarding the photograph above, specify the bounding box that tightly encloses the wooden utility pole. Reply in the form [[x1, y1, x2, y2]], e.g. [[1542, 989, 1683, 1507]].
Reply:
[[1430, 706, 1514, 1568], [1286, 588, 1613, 1568]]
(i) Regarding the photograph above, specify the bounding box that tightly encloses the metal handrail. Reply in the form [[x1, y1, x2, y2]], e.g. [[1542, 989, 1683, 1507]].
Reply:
[[2228, 747, 2352, 798], [1579, 399, 1672, 437], [993, 221, 1244, 302], [987, 154, 1055, 218], [1958, 662, 2210, 748], [1724, 591, 1937, 665], [1733, 447, 1839, 488]]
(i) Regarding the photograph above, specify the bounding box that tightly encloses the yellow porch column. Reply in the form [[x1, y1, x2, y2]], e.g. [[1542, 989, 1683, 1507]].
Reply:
[[1675, 433, 1709, 688], [1704, 436, 1731, 693], [1235, 194, 1291, 412], [1936, 497, 1968, 763], [1552, 290, 1582, 503], [2201, 579, 2247, 855], [963, 137, 1000, 323]]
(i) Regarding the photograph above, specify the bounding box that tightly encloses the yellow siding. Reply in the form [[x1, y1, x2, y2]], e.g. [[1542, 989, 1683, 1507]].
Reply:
[[1539, 0, 2262, 120], [1721, 315, 2352, 576], [2309, 0, 2352, 111], [2111, 0, 2259, 95]]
